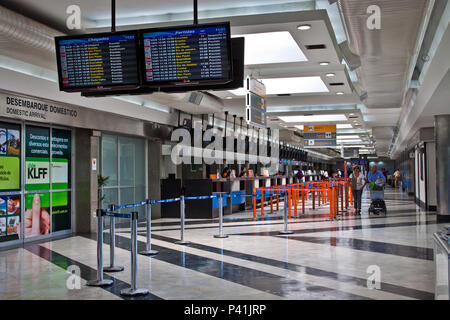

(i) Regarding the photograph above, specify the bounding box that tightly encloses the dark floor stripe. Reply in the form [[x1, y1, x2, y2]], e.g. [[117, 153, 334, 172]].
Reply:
[[82, 233, 371, 300], [145, 212, 435, 233], [145, 233, 434, 300], [24, 243, 163, 300], [285, 236, 434, 261], [233, 220, 438, 237]]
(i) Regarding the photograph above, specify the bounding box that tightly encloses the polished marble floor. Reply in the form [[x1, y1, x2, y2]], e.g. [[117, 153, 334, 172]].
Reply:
[[0, 187, 447, 300]]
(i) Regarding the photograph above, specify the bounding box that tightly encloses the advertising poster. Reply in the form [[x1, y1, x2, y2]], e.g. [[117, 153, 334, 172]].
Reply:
[[51, 129, 71, 190], [52, 191, 70, 232], [0, 122, 21, 191], [25, 126, 50, 191], [0, 194, 20, 242], [24, 192, 50, 238]]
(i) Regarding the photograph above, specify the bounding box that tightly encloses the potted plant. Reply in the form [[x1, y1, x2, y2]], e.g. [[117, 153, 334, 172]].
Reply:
[[97, 175, 110, 209]]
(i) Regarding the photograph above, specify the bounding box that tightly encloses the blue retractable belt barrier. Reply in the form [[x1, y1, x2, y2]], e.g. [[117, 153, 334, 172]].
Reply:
[[185, 195, 217, 200], [104, 212, 132, 219], [113, 201, 147, 210], [151, 197, 181, 204]]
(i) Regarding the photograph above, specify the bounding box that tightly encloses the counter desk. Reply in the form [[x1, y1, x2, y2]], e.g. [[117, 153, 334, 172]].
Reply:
[[160, 176, 296, 219]]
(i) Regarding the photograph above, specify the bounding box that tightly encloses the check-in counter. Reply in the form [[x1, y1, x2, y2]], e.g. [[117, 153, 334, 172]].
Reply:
[[161, 175, 291, 219]]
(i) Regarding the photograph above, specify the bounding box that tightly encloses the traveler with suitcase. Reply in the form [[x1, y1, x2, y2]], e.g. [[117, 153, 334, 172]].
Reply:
[[367, 164, 387, 215]]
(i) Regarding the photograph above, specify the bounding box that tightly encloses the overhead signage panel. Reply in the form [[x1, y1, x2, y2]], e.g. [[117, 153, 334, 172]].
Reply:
[[246, 107, 267, 128], [304, 139, 336, 147], [304, 132, 336, 140], [245, 76, 267, 128], [246, 92, 266, 110], [304, 125, 337, 133], [246, 76, 266, 99]]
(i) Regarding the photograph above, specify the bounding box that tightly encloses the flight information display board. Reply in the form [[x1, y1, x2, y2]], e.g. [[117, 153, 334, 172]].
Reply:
[[55, 31, 140, 91], [140, 23, 232, 86]]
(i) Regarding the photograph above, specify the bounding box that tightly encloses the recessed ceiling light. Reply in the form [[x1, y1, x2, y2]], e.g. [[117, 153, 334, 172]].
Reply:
[[229, 76, 328, 95], [232, 31, 307, 65], [225, 96, 233, 99], [297, 24, 311, 30], [336, 91, 344, 95], [326, 73, 335, 77], [349, 113, 355, 116], [319, 62, 329, 66], [279, 114, 347, 123]]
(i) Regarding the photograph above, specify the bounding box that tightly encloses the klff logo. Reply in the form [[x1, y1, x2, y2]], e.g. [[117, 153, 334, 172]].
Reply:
[[27, 166, 48, 180]]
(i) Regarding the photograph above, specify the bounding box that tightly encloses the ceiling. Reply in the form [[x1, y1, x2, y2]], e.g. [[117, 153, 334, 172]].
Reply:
[[0, 0, 443, 159]]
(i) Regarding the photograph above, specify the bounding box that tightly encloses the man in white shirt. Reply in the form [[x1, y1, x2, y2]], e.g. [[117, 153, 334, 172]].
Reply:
[[350, 166, 368, 214]]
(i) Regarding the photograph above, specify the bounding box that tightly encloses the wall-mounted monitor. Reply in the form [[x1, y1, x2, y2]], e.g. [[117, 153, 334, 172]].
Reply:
[[140, 22, 232, 88], [55, 31, 140, 92]]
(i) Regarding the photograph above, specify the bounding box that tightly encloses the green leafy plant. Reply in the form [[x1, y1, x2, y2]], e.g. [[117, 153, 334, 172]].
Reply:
[[97, 175, 110, 205]]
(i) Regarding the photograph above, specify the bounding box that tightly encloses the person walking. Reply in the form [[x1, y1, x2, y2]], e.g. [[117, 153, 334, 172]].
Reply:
[[393, 169, 401, 188], [349, 166, 367, 214]]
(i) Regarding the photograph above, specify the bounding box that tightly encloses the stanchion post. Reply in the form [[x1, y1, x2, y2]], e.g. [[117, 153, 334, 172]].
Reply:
[[176, 195, 190, 245], [287, 189, 291, 218], [120, 212, 149, 296], [312, 190, 316, 210], [140, 199, 159, 256], [87, 209, 113, 287], [280, 191, 293, 235], [276, 193, 279, 211], [103, 205, 124, 272], [214, 193, 228, 238], [253, 188, 256, 218]]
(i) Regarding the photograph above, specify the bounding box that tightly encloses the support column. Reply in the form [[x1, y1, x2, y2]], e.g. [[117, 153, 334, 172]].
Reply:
[[435, 115, 450, 222], [148, 140, 162, 219]]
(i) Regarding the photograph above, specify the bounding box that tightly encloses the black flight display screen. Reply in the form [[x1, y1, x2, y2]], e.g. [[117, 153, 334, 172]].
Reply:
[[55, 31, 140, 91], [140, 23, 232, 87]]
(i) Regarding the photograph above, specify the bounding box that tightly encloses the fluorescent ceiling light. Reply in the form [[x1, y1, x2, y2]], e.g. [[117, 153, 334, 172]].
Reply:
[[326, 73, 335, 77], [338, 140, 364, 144], [336, 124, 353, 129], [337, 135, 361, 139], [336, 92, 344, 95], [232, 31, 307, 65], [230, 76, 328, 96], [319, 62, 329, 66], [279, 114, 347, 123]]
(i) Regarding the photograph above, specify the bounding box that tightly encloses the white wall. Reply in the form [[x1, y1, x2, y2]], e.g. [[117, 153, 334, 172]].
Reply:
[[415, 147, 427, 205], [426, 142, 437, 207]]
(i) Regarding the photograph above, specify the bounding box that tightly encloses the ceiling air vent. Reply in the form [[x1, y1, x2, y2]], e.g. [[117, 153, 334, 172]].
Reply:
[[348, 115, 358, 119], [329, 82, 345, 86], [305, 44, 326, 50], [277, 94, 291, 97]]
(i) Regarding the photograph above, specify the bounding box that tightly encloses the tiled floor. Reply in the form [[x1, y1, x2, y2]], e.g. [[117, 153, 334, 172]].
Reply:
[[0, 187, 447, 300]]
